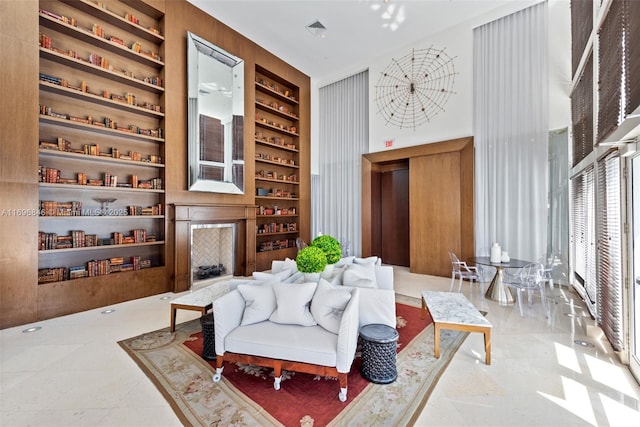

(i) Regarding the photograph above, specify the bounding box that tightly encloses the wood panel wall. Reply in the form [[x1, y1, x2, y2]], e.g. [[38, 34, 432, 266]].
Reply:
[[0, 0, 310, 328], [362, 137, 475, 277]]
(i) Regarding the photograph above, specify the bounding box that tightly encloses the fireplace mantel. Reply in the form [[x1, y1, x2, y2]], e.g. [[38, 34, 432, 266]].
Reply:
[[172, 204, 256, 292]]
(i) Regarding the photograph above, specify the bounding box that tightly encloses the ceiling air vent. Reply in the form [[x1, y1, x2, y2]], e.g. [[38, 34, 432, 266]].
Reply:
[[306, 20, 327, 37]]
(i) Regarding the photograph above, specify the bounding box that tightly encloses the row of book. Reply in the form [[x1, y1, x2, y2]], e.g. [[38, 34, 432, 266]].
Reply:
[[256, 205, 297, 216], [257, 239, 296, 252], [39, 139, 162, 164], [38, 200, 162, 217], [39, 72, 163, 113], [40, 201, 82, 216], [40, 103, 163, 138], [38, 166, 163, 189], [38, 256, 152, 283], [39, 229, 157, 250], [257, 222, 297, 234], [255, 170, 298, 182]]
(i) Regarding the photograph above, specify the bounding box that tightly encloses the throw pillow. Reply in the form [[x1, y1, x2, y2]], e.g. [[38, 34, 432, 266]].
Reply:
[[354, 256, 379, 265], [283, 271, 305, 284], [335, 256, 355, 267], [310, 278, 352, 334], [328, 265, 347, 286], [237, 282, 277, 325], [253, 269, 291, 281], [271, 257, 298, 274], [269, 281, 318, 326], [342, 262, 377, 288]]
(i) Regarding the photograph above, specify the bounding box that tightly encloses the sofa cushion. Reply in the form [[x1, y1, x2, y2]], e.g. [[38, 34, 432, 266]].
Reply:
[[237, 282, 276, 325], [354, 256, 379, 265], [311, 278, 352, 334], [269, 281, 318, 326], [253, 269, 291, 281], [225, 322, 338, 367], [271, 257, 298, 274], [335, 256, 355, 267], [282, 271, 305, 284], [342, 262, 377, 288]]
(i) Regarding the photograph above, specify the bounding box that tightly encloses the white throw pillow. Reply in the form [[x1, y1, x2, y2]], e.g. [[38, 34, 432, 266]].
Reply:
[[335, 256, 355, 267], [342, 263, 377, 288], [253, 269, 291, 281], [283, 271, 305, 284], [237, 282, 276, 325], [271, 257, 298, 274], [328, 265, 347, 286], [269, 281, 318, 326], [311, 278, 352, 334], [354, 256, 379, 265]]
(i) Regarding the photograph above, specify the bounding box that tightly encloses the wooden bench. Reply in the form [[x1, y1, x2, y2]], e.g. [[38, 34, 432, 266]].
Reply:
[[421, 290, 492, 365]]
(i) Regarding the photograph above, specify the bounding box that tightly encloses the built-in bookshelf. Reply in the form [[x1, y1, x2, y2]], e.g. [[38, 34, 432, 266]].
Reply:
[[254, 65, 302, 270], [37, 0, 165, 285]]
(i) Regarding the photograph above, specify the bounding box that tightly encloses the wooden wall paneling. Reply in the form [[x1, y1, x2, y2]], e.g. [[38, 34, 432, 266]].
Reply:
[[0, 0, 40, 328], [381, 168, 410, 266], [410, 152, 461, 276], [460, 141, 475, 262]]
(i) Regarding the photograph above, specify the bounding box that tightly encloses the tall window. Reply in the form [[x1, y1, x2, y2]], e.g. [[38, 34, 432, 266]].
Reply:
[[572, 167, 596, 308]]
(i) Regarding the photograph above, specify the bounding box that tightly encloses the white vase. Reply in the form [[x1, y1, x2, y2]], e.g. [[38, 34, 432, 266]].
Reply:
[[501, 251, 510, 263], [490, 243, 502, 263], [320, 263, 335, 279], [303, 272, 321, 282]]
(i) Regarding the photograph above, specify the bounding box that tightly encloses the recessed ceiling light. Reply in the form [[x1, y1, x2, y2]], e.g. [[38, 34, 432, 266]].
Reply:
[[101, 309, 116, 314], [574, 339, 595, 348], [22, 326, 42, 333], [160, 295, 171, 300], [305, 20, 327, 37]]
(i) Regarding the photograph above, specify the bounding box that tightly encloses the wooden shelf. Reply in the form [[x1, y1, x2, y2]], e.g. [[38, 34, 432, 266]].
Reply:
[[39, 182, 164, 193], [39, 13, 164, 68], [257, 214, 298, 218], [255, 139, 298, 152], [39, 148, 164, 168], [40, 215, 164, 220], [255, 177, 299, 185], [255, 81, 299, 105], [255, 100, 299, 121], [255, 120, 299, 137], [39, 81, 164, 118], [59, 0, 164, 42], [39, 240, 165, 254], [255, 196, 299, 201], [40, 48, 164, 93], [256, 231, 298, 237], [39, 114, 163, 143], [255, 158, 298, 169]]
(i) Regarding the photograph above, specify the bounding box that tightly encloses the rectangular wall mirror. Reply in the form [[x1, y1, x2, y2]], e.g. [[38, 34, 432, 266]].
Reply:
[[187, 32, 245, 194]]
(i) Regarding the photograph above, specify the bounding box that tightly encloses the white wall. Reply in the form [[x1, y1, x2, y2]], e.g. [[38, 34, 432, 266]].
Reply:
[[310, 0, 571, 173]]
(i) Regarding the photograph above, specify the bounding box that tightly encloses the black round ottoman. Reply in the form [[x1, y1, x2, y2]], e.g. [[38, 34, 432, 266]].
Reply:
[[199, 312, 216, 361], [359, 323, 399, 384]]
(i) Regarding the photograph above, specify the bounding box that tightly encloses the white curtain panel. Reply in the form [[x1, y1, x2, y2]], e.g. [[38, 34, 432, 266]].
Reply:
[[473, 1, 549, 262], [316, 70, 369, 256]]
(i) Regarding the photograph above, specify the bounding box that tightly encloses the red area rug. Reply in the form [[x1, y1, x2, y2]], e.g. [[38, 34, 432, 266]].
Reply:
[[119, 294, 470, 426]]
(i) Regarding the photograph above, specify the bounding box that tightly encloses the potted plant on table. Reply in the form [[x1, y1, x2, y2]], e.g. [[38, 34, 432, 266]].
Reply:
[[296, 245, 328, 282], [311, 235, 342, 278]]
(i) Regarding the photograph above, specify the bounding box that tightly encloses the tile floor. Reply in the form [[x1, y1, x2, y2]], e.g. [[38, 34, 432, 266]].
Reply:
[[1, 267, 640, 426]]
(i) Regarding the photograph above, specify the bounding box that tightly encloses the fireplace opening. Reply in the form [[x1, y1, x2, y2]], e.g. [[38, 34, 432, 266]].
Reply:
[[190, 223, 235, 288]]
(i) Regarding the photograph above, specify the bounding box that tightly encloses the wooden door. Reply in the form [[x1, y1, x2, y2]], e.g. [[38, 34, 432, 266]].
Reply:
[[410, 153, 461, 276], [381, 168, 410, 266]]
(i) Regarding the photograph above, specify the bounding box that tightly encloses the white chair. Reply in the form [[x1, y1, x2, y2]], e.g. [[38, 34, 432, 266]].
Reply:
[[503, 262, 549, 317], [448, 252, 484, 294]]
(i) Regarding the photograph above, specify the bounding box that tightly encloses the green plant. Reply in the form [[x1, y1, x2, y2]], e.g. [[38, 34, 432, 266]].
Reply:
[[311, 235, 342, 264], [296, 246, 328, 273]]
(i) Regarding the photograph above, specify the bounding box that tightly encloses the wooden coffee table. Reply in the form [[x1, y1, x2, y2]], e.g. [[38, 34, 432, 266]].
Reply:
[[421, 290, 492, 365]]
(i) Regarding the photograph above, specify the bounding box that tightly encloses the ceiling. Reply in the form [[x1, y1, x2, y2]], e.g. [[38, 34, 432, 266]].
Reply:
[[187, 0, 534, 83]]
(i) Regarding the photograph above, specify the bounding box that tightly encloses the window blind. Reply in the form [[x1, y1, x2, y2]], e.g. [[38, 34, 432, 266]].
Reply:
[[626, 0, 640, 116], [571, 166, 597, 307], [597, 0, 623, 143], [571, 53, 593, 166], [596, 151, 623, 351], [571, 0, 593, 78]]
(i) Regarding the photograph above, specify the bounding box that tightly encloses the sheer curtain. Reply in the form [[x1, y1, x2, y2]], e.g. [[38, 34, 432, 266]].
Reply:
[[315, 70, 369, 256], [473, 2, 549, 262]]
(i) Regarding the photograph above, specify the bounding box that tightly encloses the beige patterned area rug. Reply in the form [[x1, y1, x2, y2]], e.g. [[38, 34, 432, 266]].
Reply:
[[118, 295, 470, 427]]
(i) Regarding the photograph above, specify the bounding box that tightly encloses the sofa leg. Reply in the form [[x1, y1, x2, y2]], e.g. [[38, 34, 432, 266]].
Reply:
[[273, 361, 282, 390], [338, 373, 348, 402], [212, 366, 223, 383], [274, 376, 282, 390]]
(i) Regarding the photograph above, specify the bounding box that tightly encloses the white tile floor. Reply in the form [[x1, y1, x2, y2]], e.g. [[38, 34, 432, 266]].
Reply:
[[2, 267, 640, 426]]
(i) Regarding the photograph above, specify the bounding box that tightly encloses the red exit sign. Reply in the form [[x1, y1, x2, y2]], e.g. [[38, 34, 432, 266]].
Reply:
[[385, 139, 394, 148]]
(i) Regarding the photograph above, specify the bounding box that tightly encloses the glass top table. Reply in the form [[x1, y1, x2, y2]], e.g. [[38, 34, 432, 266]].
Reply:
[[470, 256, 531, 306]]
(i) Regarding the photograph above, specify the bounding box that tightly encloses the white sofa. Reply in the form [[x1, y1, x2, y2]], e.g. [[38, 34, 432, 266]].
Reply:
[[212, 282, 360, 401], [272, 256, 397, 328]]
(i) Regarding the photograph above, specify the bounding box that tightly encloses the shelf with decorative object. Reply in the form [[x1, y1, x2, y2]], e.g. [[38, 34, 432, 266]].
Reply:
[[37, 0, 166, 308]]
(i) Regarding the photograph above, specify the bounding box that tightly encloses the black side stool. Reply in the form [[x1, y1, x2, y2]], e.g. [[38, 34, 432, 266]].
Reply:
[[199, 312, 216, 361], [359, 323, 399, 384]]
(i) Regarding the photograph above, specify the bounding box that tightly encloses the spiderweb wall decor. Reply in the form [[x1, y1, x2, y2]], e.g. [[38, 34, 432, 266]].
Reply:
[[375, 46, 457, 130]]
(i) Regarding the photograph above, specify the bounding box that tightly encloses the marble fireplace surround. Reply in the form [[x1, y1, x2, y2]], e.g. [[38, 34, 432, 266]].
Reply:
[[173, 204, 256, 292]]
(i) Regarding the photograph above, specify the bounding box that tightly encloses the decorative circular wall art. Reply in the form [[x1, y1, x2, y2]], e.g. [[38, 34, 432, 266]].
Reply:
[[375, 46, 457, 130]]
